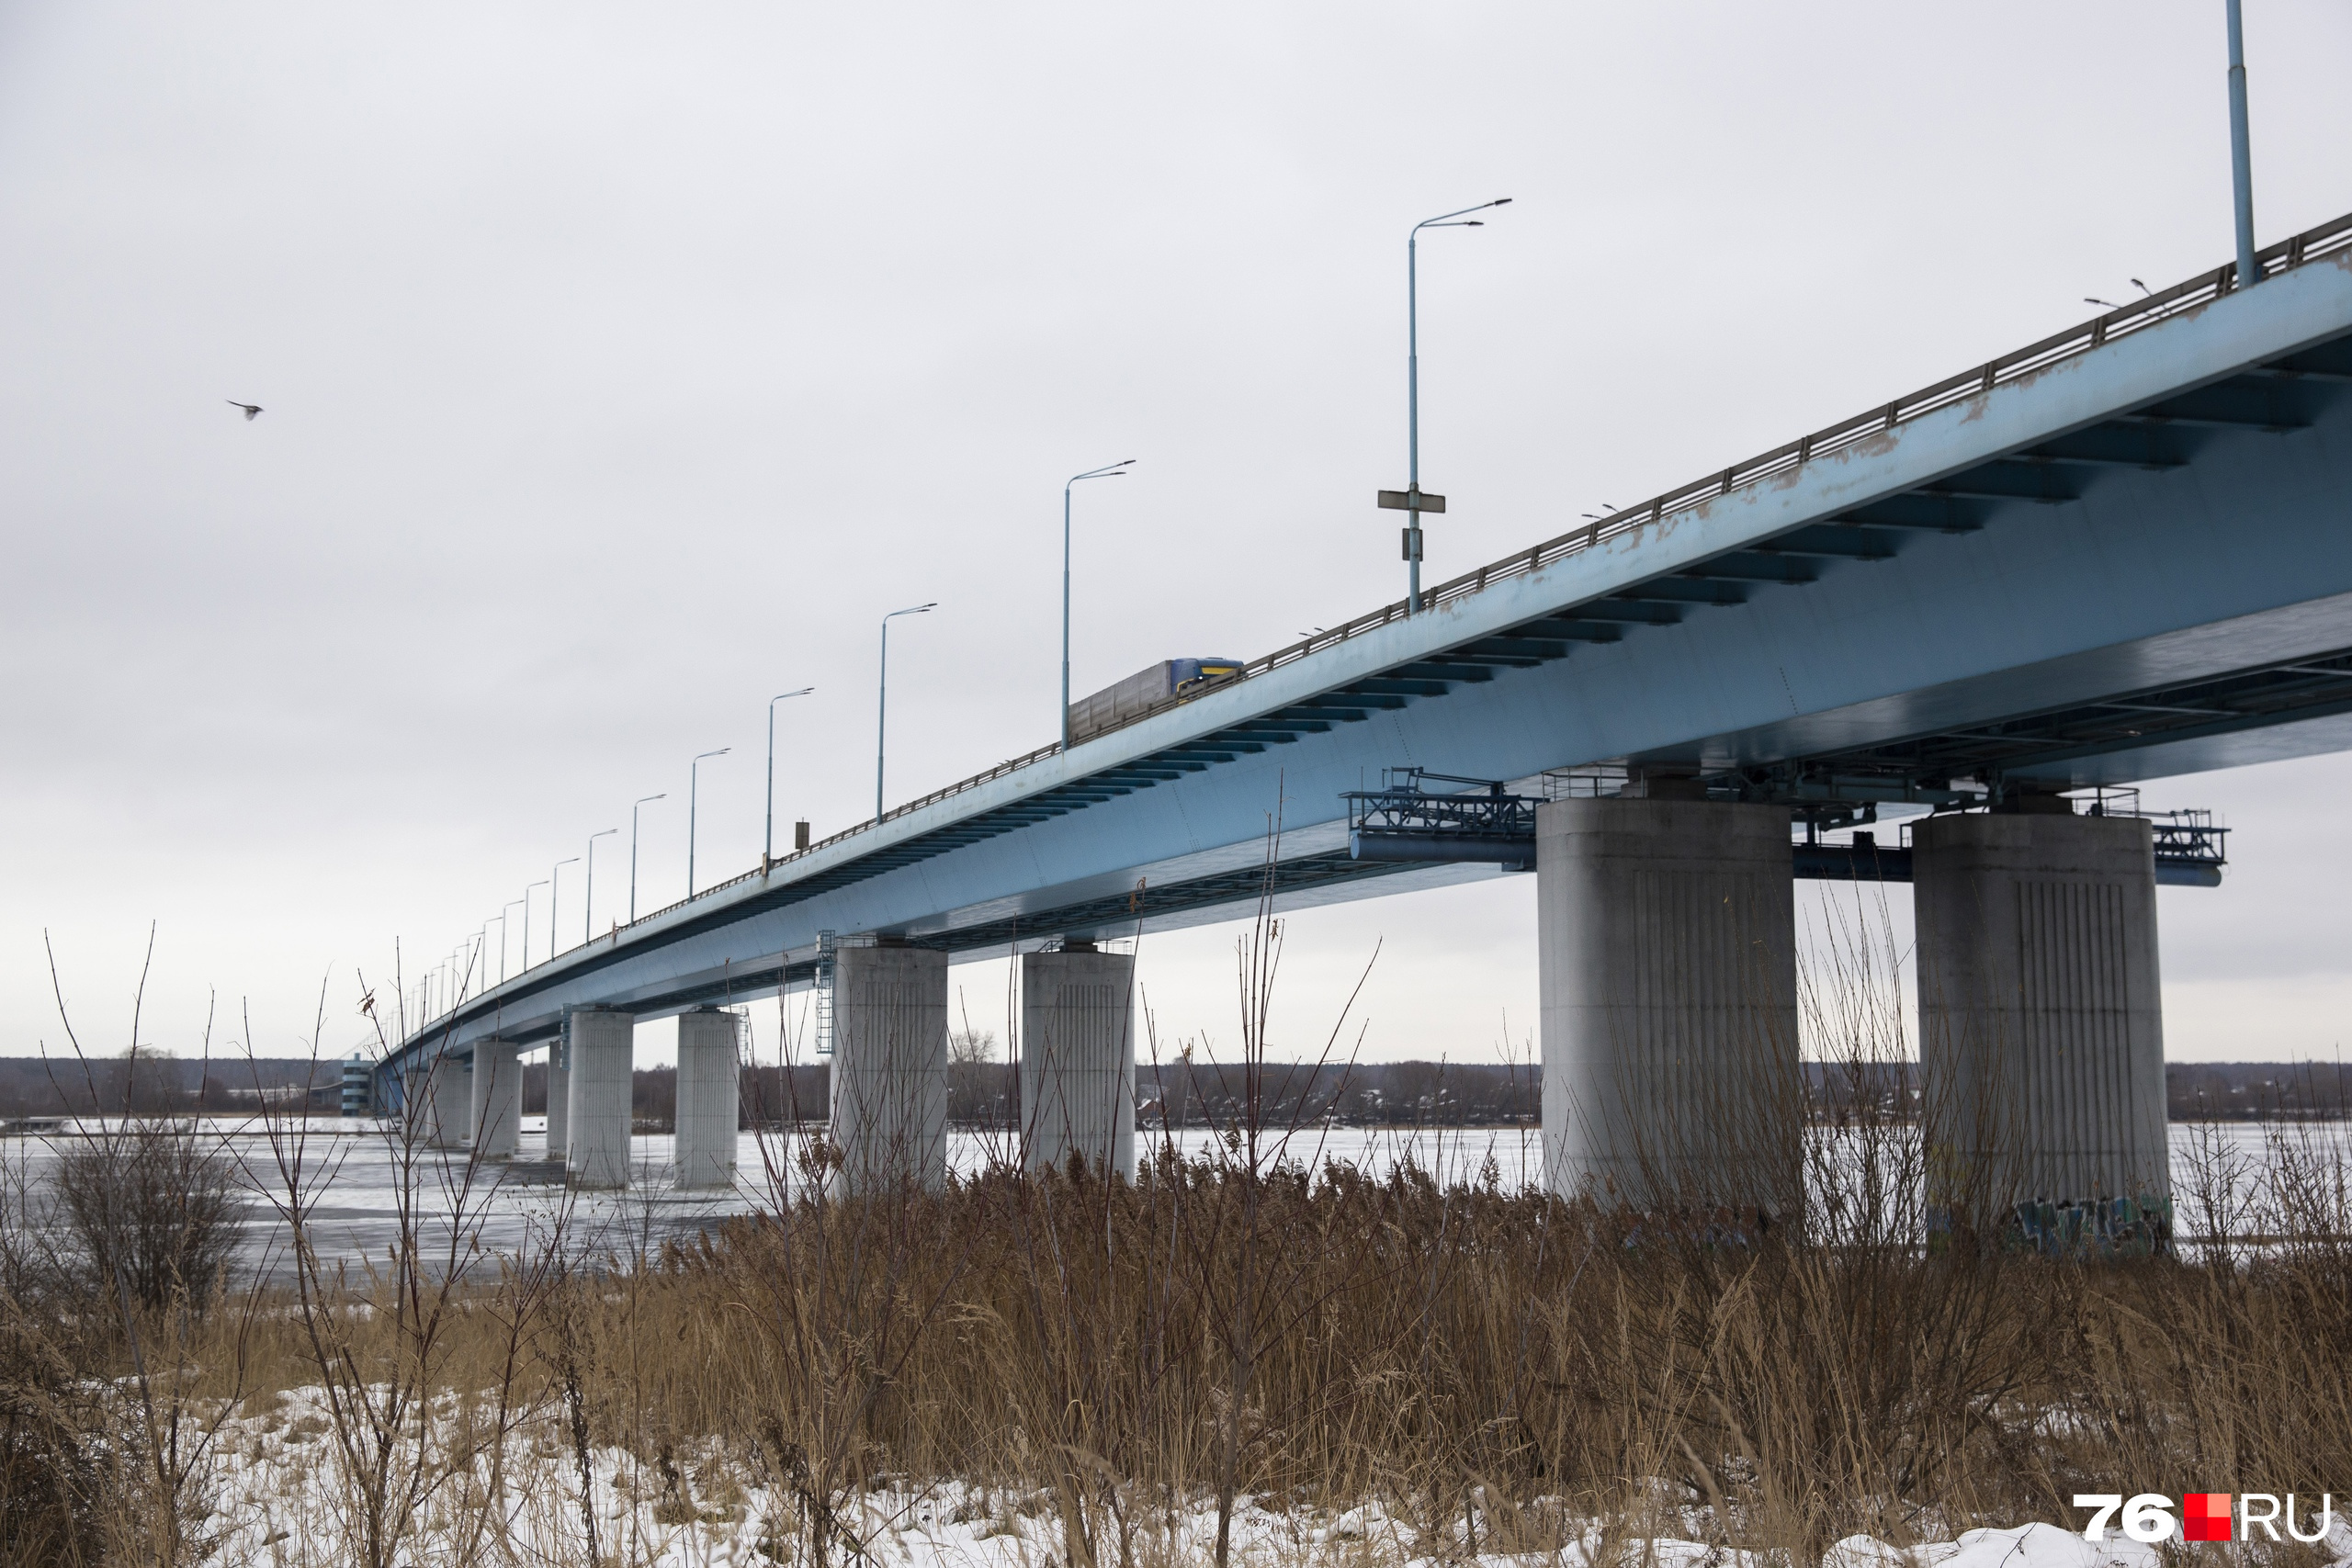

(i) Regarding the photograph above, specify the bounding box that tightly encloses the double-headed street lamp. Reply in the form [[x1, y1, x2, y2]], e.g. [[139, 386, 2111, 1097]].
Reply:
[[584, 829, 617, 943], [630, 794, 664, 922], [767, 687, 814, 866], [689, 750, 729, 897], [1385, 197, 1510, 614], [876, 604, 937, 823], [549, 858, 580, 956], [1061, 461, 1134, 750], [521, 879, 548, 969]]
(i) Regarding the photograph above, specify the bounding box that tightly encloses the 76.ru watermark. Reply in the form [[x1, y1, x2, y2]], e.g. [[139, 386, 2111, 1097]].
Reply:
[[2074, 1494, 2336, 1543]]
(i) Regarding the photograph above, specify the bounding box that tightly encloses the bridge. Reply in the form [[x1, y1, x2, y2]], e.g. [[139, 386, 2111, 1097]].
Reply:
[[386, 209, 2352, 1222]]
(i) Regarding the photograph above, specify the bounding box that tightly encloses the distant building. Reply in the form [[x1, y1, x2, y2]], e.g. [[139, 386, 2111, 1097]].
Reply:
[[342, 1054, 373, 1117]]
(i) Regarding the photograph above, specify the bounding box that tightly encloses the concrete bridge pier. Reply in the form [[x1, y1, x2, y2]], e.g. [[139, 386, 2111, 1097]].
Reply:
[[1020, 942, 1136, 1180], [469, 1038, 521, 1159], [545, 1033, 570, 1163], [1913, 808, 2170, 1229], [566, 1008, 636, 1189], [420, 1053, 472, 1150], [1537, 791, 1801, 1218], [829, 944, 948, 1192], [674, 1008, 741, 1190]]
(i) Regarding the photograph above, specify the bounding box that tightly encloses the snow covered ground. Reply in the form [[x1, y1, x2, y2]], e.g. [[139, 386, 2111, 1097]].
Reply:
[[194, 1386, 2352, 1568]]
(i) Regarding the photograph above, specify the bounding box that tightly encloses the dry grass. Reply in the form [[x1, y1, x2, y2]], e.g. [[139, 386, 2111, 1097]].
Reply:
[[7, 1131, 2351, 1566], [7, 903, 2350, 1564]]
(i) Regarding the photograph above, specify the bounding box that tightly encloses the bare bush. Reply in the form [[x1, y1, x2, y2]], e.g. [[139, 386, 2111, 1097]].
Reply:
[[56, 1120, 240, 1314]]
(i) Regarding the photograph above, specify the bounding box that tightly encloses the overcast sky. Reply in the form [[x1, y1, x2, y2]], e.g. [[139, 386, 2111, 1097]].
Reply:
[[5, 2, 2351, 1071]]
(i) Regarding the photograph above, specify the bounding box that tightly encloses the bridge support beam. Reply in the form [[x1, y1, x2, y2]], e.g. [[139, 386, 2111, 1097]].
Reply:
[[1020, 944, 1136, 1180], [469, 1039, 521, 1160], [830, 945, 948, 1192], [545, 1036, 570, 1162], [1914, 810, 2170, 1233], [1537, 795, 1800, 1218], [674, 1009, 741, 1190], [565, 1009, 635, 1190]]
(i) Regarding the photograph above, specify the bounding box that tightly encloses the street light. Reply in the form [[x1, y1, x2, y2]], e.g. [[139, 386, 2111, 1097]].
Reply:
[[689, 750, 729, 897], [766, 688, 815, 867], [876, 603, 937, 823], [521, 879, 548, 969], [1061, 461, 1134, 750], [550, 858, 581, 956], [1390, 197, 1510, 614], [584, 829, 617, 943], [2225, 0, 2258, 286], [630, 795, 664, 922], [501, 899, 525, 983]]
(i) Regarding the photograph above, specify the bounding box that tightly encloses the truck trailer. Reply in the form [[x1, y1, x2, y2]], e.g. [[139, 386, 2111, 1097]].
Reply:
[[1067, 658, 1242, 746]]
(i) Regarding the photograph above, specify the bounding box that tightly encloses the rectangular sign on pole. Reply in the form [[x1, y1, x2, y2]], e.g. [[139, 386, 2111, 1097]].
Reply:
[[1377, 489, 1446, 513]]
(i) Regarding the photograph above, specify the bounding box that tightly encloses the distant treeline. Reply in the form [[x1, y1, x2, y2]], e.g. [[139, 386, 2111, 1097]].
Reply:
[[5, 1055, 2345, 1124], [0, 1055, 337, 1117]]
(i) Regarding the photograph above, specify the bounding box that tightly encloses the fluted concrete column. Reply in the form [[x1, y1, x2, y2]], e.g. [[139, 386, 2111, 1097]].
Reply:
[[469, 1038, 521, 1159], [566, 1009, 635, 1190], [674, 1009, 741, 1190], [1537, 795, 1800, 1215], [545, 1036, 570, 1162], [829, 945, 948, 1192], [1020, 946, 1136, 1179], [1914, 809, 2170, 1227]]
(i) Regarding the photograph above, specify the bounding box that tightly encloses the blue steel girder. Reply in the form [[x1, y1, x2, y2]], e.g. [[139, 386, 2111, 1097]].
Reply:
[[384, 216, 2352, 1087]]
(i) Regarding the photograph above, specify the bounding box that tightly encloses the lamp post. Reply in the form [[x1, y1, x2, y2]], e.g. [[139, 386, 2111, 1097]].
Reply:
[[689, 751, 729, 897], [584, 829, 616, 943], [1397, 197, 1510, 613], [501, 900, 524, 983], [766, 688, 814, 866], [2226, 0, 2258, 286], [549, 858, 581, 957], [630, 794, 664, 922], [1061, 462, 1134, 750], [876, 603, 937, 823], [522, 879, 548, 969]]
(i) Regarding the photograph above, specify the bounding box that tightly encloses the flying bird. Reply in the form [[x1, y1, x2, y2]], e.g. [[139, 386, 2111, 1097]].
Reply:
[[227, 400, 262, 421]]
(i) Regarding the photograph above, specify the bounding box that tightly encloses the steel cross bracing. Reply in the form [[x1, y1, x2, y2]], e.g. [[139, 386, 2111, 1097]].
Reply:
[[387, 207, 2352, 1080]]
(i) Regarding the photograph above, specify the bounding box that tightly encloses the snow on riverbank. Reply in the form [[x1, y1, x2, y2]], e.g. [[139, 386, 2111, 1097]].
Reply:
[[193, 1387, 2352, 1568]]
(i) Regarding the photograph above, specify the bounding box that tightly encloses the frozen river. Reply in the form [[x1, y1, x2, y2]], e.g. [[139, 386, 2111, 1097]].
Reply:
[[5, 1115, 2342, 1274], [4, 1117, 1553, 1273]]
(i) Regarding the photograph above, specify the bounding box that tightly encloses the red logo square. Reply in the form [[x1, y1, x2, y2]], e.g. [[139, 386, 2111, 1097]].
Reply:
[[2182, 1494, 2233, 1541]]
